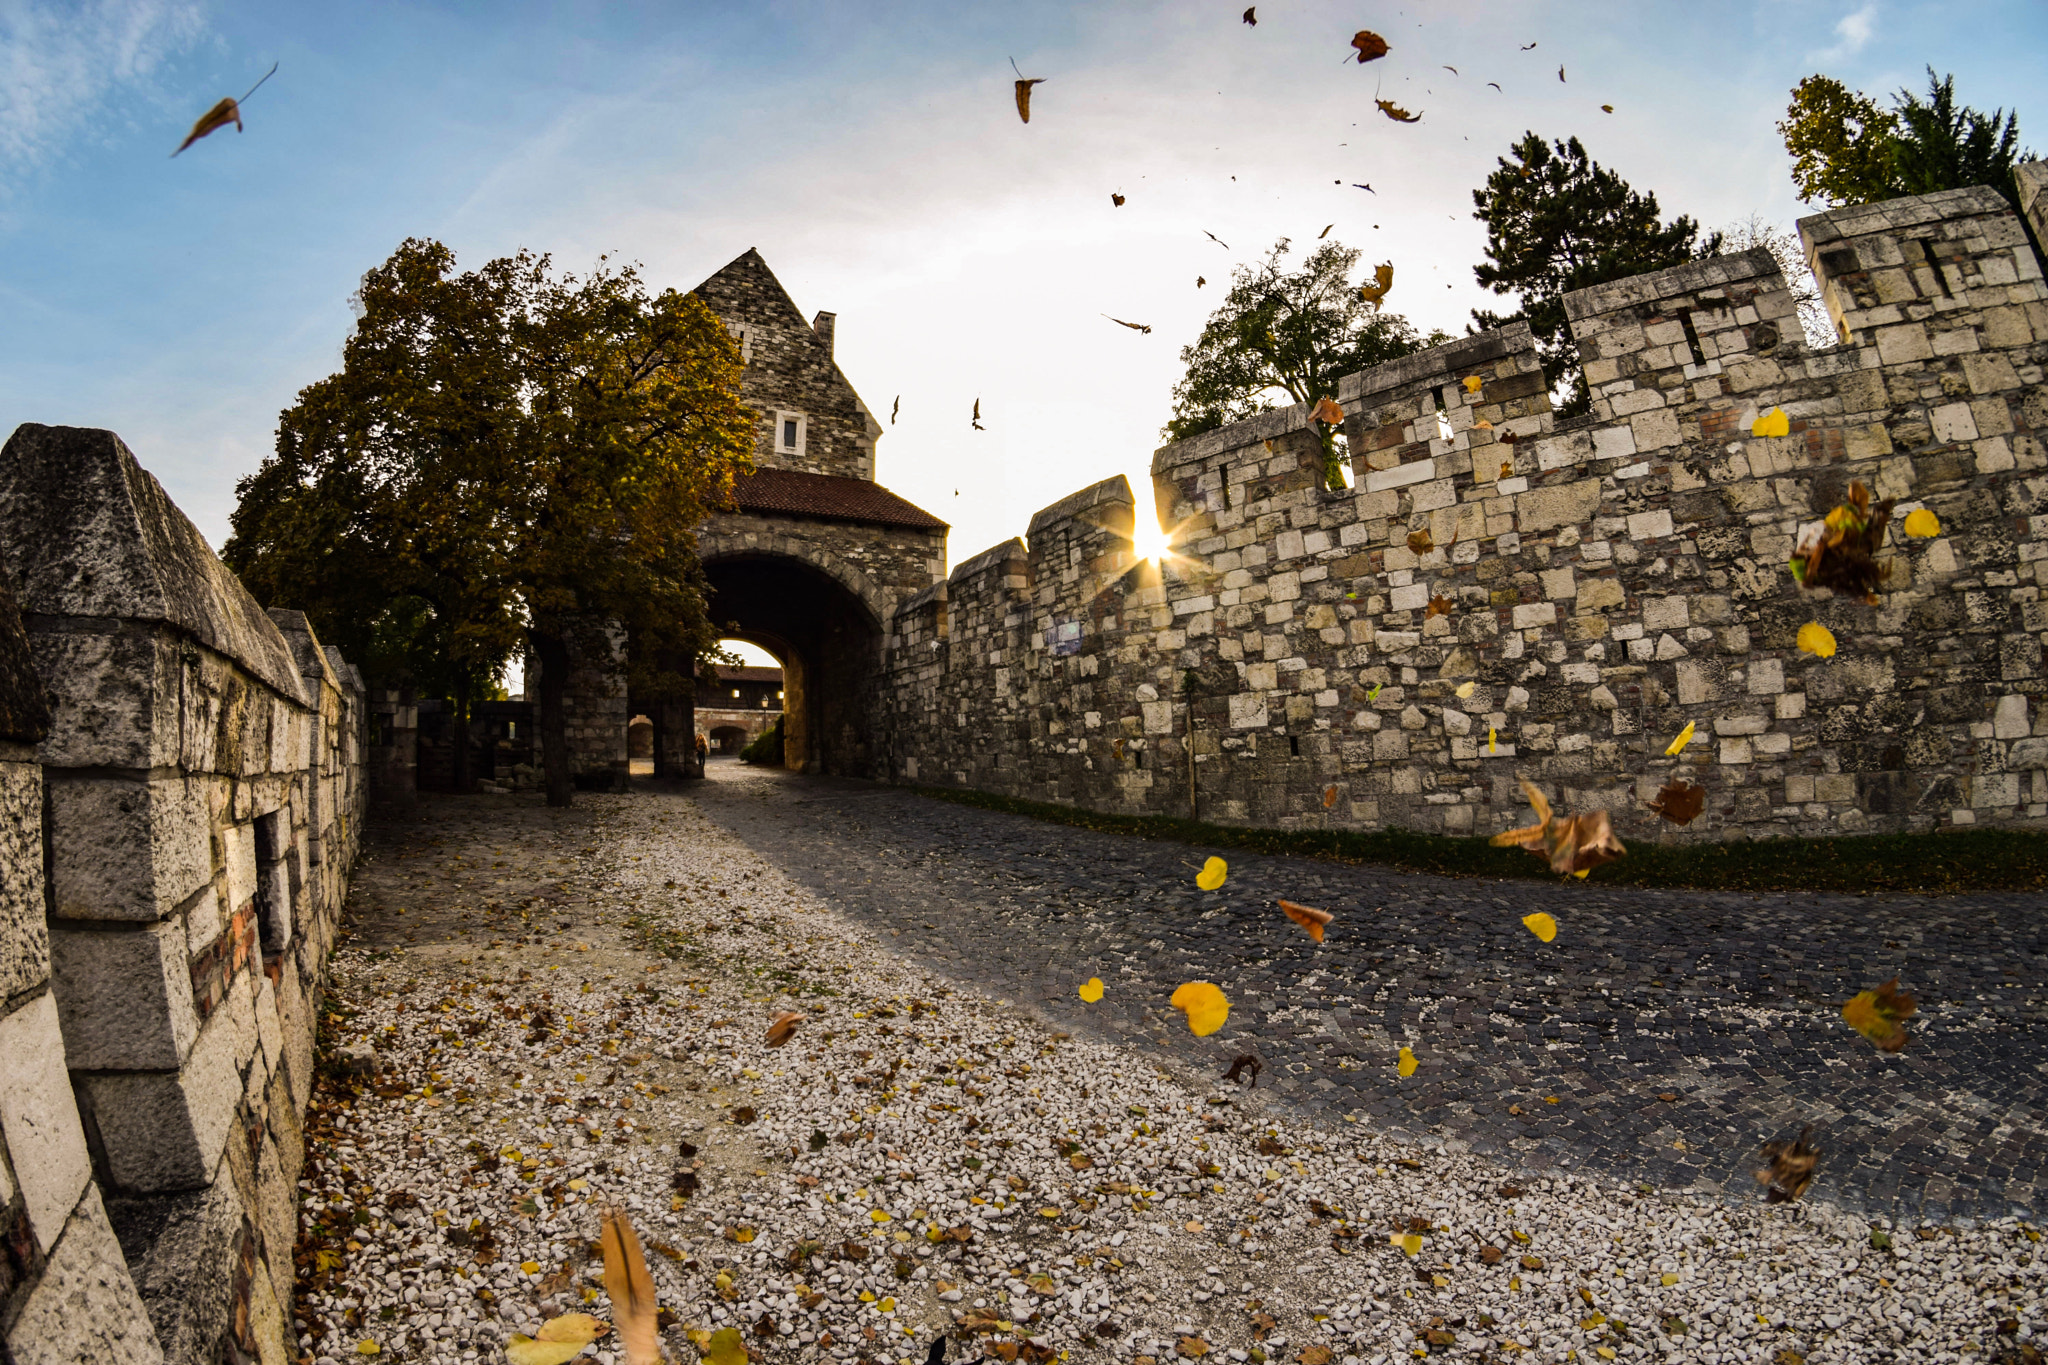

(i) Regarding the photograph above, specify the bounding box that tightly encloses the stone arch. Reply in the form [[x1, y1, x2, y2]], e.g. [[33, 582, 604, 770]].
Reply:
[[697, 532, 892, 634]]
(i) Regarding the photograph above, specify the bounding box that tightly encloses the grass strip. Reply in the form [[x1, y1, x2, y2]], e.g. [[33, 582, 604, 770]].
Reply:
[[908, 785, 2048, 894]]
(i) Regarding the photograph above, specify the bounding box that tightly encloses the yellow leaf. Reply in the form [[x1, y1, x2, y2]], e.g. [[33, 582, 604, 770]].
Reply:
[[1522, 913, 1558, 943], [870, 1209, 891, 1223], [1391, 1232, 1422, 1255], [1488, 727, 1498, 753], [1462, 375, 1482, 393], [1751, 407, 1790, 438], [1797, 622, 1836, 658], [355, 1345, 380, 1359], [1014, 77, 1045, 125], [732, 1226, 756, 1242], [1078, 977, 1105, 1003], [700, 1326, 748, 1365], [1661, 1272, 1679, 1286], [1665, 721, 1695, 756], [507, 1313, 602, 1365], [1358, 261, 1395, 308], [859, 1290, 876, 1302], [1903, 507, 1941, 538], [1455, 681, 1476, 699], [1039, 1207, 1060, 1218], [1195, 857, 1228, 891], [1396, 1046, 1418, 1077], [1170, 981, 1231, 1036], [521, 1261, 542, 1275], [879, 1296, 897, 1311]]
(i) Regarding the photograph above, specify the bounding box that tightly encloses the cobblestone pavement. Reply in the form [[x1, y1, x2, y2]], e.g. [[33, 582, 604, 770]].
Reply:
[[689, 759, 2048, 1227]]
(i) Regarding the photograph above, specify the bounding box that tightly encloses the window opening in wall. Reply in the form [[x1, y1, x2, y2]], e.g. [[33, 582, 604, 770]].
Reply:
[[1676, 308, 1708, 367], [253, 810, 286, 956], [1326, 433, 1354, 489], [1432, 385, 1454, 443], [1288, 734, 1299, 756], [782, 419, 798, 449], [1916, 239, 1953, 298]]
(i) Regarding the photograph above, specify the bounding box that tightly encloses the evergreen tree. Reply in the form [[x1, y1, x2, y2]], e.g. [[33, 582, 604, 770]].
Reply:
[[1470, 133, 1719, 415], [1778, 69, 2031, 209]]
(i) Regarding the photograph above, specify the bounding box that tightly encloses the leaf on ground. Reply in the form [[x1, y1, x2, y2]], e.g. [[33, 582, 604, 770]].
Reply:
[[1300, 1348, 1334, 1365], [1406, 528, 1434, 554], [1358, 261, 1394, 308], [1078, 977, 1105, 1003], [1665, 720, 1696, 756], [1480, 1245, 1503, 1264], [1489, 779, 1626, 878], [1755, 1125, 1820, 1203], [1797, 622, 1837, 658], [809, 1128, 828, 1152], [729, 1106, 757, 1125], [1903, 507, 1941, 538], [1841, 977, 1917, 1051], [1521, 912, 1558, 943], [1311, 396, 1346, 425], [1751, 406, 1790, 438], [507, 1313, 602, 1365], [1648, 781, 1705, 826], [1177, 1337, 1212, 1358], [1349, 30, 1389, 62], [1278, 899, 1333, 942], [1391, 1231, 1422, 1254], [1170, 981, 1231, 1036], [699, 1326, 748, 1365], [1222, 1054, 1262, 1087], [1396, 1046, 1418, 1077], [1196, 857, 1228, 891], [765, 1011, 803, 1048]]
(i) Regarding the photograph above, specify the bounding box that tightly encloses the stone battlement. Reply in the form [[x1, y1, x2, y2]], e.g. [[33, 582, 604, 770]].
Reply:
[[881, 175, 2048, 840]]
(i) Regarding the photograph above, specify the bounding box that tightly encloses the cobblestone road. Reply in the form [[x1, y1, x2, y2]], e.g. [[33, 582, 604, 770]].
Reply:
[[689, 759, 2048, 1227]]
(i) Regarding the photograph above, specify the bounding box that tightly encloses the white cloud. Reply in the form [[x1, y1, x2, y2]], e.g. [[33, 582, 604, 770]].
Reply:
[[1813, 3, 1879, 63], [0, 0, 206, 172]]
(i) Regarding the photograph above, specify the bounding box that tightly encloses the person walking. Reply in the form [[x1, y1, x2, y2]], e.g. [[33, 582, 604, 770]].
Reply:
[[695, 732, 709, 763]]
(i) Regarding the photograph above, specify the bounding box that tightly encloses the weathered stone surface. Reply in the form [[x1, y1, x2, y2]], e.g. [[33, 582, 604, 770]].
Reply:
[[43, 772, 212, 923], [0, 994, 93, 1256], [49, 920, 200, 1071], [79, 973, 252, 1192], [2, 1185, 163, 1365], [0, 552, 50, 743], [0, 757, 47, 1000]]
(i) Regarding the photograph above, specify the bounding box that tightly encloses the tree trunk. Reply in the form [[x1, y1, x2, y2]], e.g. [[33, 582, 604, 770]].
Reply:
[[534, 628, 574, 808], [451, 676, 473, 794]]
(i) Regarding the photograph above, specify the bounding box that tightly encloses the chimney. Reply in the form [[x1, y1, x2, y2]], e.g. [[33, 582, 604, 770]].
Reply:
[[812, 310, 836, 358]]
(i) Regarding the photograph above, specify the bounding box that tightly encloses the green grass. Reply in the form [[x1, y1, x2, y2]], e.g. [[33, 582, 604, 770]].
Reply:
[[908, 785, 2048, 895]]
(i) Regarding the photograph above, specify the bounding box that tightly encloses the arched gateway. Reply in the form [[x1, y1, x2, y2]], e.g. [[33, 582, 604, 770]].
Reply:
[[590, 249, 947, 780]]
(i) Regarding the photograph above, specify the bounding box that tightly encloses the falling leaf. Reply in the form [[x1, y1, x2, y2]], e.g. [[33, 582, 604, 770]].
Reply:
[[1473, 418, 1493, 429], [1841, 977, 1917, 1051], [1242, 7, 1257, 25], [1196, 275, 1207, 288], [1311, 395, 1346, 425], [699, 1327, 748, 1365], [1357, 260, 1394, 308], [1204, 230, 1230, 249], [1278, 900, 1333, 943], [1013, 63, 1046, 124], [1751, 406, 1790, 438], [1488, 727, 1498, 754], [764, 1011, 803, 1048], [1395, 1046, 1418, 1077], [1350, 30, 1390, 62], [508, 1313, 602, 1365], [1353, 182, 1375, 193], [1111, 192, 1126, 207], [171, 62, 276, 157], [1491, 780, 1626, 878], [1374, 98, 1420, 123], [1196, 856, 1228, 891], [1322, 784, 1339, 808], [1318, 223, 1333, 239], [1078, 977, 1105, 1003], [1454, 681, 1477, 700], [1366, 682, 1382, 701], [1665, 721, 1696, 756], [1425, 595, 1453, 618], [1521, 41, 1538, 49], [1755, 1126, 1820, 1203], [972, 398, 984, 431], [1500, 428, 1519, 444], [1557, 64, 1566, 82], [1170, 981, 1231, 1036], [1406, 528, 1434, 554], [1648, 781, 1705, 826], [890, 395, 899, 425], [1797, 623, 1836, 658], [1903, 507, 1941, 538], [1104, 315, 1152, 333], [1521, 912, 1557, 943], [1488, 82, 1502, 91], [1500, 460, 1513, 478], [1601, 104, 1614, 113], [1442, 65, 1459, 76], [1222, 1054, 1262, 1087], [1789, 480, 1894, 599], [1462, 375, 1483, 393], [599, 1207, 659, 1365]]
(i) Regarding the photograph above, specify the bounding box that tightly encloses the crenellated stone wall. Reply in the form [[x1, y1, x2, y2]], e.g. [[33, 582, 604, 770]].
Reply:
[[0, 425, 368, 1364], [880, 183, 2048, 842]]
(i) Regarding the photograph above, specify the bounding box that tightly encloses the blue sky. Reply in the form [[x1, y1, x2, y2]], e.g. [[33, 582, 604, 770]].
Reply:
[[3, 0, 2041, 590]]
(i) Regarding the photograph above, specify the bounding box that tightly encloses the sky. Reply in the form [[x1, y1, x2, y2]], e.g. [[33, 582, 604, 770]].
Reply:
[[3, 0, 2042, 664]]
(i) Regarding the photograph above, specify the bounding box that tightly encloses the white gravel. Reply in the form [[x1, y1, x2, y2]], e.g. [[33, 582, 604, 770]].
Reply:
[[296, 793, 2044, 1365]]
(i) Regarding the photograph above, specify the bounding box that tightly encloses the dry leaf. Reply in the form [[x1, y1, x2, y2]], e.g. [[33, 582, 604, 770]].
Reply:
[[972, 397, 984, 431], [1111, 191, 1126, 207], [1177, 1337, 1212, 1358], [1357, 261, 1394, 308], [1299, 1349, 1334, 1365], [764, 1011, 803, 1048], [1318, 223, 1333, 239], [1196, 275, 1206, 288], [1902, 507, 1941, 538], [698, 1326, 748, 1365], [1841, 977, 1917, 1051], [1406, 528, 1434, 554], [600, 1209, 660, 1365], [1396, 1046, 1418, 1077], [1222, 1054, 1262, 1087], [1104, 315, 1152, 333], [1242, 6, 1256, 25], [1473, 418, 1493, 429], [1755, 1126, 1819, 1203], [1490, 780, 1626, 878], [1311, 395, 1346, 425], [173, 98, 242, 157], [508, 1313, 602, 1365], [1454, 681, 1477, 699], [1196, 856, 1228, 891], [1665, 720, 1696, 756], [1425, 594, 1453, 618], [1500, 460, 1513, 478], [1462, 375, 1483, 393], [1790, 480, 1895, 599], [1557, 64, 1567, 82], [1797, 622, 1837, 658], [1751, 406, 1790, 438], [1521, 912, 1557, 943], [1648, 781, 1705, 826], [1349, 30, 1390, 62], [1601, 103, 1614, 113], [1170, 981, 1230, 1036], [1014, 78, 1045, 124], [1278, 899, 1333, 943], [1322, 784, 1339, 808]]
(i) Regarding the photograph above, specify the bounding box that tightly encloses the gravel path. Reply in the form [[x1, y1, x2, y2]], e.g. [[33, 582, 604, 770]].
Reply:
[[689, 761, 2048, 1227], [292, 783, 2044, 1365]]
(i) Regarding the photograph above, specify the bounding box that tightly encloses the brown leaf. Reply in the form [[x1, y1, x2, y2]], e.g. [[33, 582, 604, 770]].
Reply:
[[1104, 315, 1152, 333], [729, 1105, 757, 1125], [764, 1011, 803, 1048], [1277, 900, 1333, 943], [1488, 779, 1626, 878], [172, 97, 241, 157], [1014, 78, 1045, 124], [1791, 480, 1896, 599], [1299, 1348, 1334, 1365], [1479, 1245, 1503, 1264], [1322, 784, 1338, 809], [1406, 528, 1434, 554], [1841, 977, 1918, 1051], [1176, 1336, 1212, 1358], [1111, 191, 1126, 207], [1648, 780, 1705, 826], [599, 1207, 661, 1365], [1222, 1054, 1262, 1088], [1657, 1092, 1678, 1103], [1241, 7, 1256, 25], [1756, 1125, 1820, 1203], [1349, 30, 1389, 63], [1375, 98, 1421, 123], [1425, 594, 1453, 619], [1311, 395, 1346, 425]]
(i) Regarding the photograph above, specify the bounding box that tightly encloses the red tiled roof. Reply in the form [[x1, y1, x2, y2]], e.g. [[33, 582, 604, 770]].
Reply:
[[727, 467, 947, 530]]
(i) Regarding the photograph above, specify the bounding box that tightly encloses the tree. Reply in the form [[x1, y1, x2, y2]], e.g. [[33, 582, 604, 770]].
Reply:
[[1471, 132, 1719, 415], [1718, 214, 1835, 351], [1778, 69, 2032, 209], [226, 238, 755, 806], [1165, 238, 1447, 487]]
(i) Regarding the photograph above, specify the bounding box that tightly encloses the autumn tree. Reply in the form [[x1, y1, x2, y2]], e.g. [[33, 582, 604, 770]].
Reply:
[[1718, 213, 1835, 350], [1470, 132, 1720, 415], [1166, 238, 1446, 486], [226, 238, 755, 806], [1779, 69, 2031, 210]]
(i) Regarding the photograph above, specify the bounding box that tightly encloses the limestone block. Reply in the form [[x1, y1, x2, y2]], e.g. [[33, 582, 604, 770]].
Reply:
[[1576, 578, 1625, 612], [0, 758, 49, 1000], [50, 919, 200, 1071], [1, 1184, 164, 1365], [45, 773, 210, 923], [79, 976, 253, 1192], [1141, 702, 1174, 735], [19, 627, 181, 771], [1641, 597, 1689, 631], [1516, 478, 1602, 533], [0, 994, 94, 1255], [1627, 510, 1675, 541], [1228, 695, 1269, 729], [1629, 408, 1681, 452], [1512, 603, 1557, 630], [1994, 694, 2031, 738]]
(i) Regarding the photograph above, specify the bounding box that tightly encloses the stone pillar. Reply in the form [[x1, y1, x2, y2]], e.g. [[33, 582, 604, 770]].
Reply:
[[367, 686, 417, 806]]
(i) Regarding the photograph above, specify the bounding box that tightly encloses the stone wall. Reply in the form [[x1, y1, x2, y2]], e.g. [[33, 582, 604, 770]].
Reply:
[[880, 184, 2048, 841], [0, 425, 368, 1364]]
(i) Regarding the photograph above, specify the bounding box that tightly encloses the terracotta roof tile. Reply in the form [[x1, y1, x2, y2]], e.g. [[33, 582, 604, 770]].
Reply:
[[727, 467, 946, 530]]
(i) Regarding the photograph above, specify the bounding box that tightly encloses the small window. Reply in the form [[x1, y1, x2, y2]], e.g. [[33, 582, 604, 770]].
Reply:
[[783, 419, 798, 449], [732, 688, 741, 698], [777, 690, 785, 700], [772, 410, 807, 459]]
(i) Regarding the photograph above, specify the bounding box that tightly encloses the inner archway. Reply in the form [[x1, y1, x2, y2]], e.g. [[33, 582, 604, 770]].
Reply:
[[700, 552, 886, 776]]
